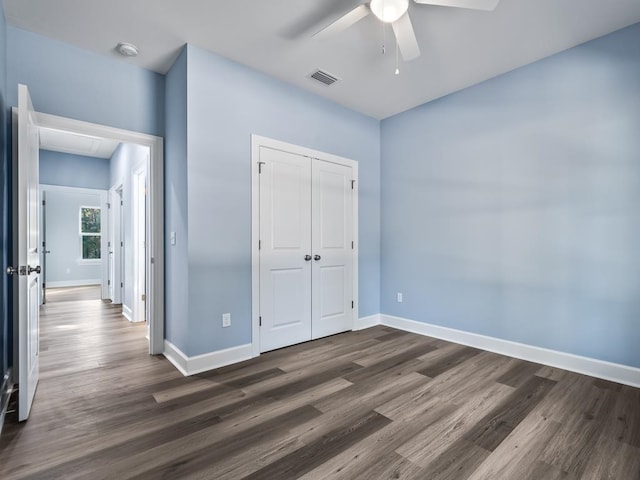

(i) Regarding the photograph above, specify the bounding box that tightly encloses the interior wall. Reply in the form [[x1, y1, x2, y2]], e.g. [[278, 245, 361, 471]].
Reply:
[[164, 47, 188, 352], [40, 150, 110, 190], [6, 26, 165, 137], [165, 45, 381, 356], [110, 143, 148, 316], [41, 187, 103, 287], [380, 24, 640, 368]]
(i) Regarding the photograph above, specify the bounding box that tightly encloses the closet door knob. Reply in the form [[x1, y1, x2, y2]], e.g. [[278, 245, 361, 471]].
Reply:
[[314, 255, 321, 261], [304, 255, 312, 261]]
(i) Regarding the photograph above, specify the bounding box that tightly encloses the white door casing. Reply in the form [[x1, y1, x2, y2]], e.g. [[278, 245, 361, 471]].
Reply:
[[16, 84, 40, 421], [311, 160, 354, 339], [258, 147, 312, 352], [34, 112, 164, 355], [108, 185, 123, 304], [252, 135, 358, 356], [133, 168, 147, 323]]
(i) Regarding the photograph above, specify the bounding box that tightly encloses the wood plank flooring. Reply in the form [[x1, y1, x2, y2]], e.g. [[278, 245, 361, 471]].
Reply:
[[1, 295, 639, 479], [45, 285, 101, 303]]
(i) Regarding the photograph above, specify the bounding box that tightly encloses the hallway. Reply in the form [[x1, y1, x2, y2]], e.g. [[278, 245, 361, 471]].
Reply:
[[0, 290, 173, 478]]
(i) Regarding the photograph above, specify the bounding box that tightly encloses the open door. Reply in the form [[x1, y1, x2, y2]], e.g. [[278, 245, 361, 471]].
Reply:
[[11, 84, 41, 421]]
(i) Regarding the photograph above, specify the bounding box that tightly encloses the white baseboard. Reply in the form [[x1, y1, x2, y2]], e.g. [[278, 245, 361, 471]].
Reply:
[[163, 340, 253, 376], [122, 305, 133, 322], [378, 314, 640, 389], [354, 314, 381, 331], [47, 280, 101, 288]]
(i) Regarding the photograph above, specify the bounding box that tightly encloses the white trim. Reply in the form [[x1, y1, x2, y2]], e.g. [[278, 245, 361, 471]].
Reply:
[[47, 280, 101, 288], [132, 166, 147, 324], [250, 134, 359, 358], [122, 304, 133, 322], [163, 340, 253, 376], [40, 184, 107, 196], [380, 314, 640, 388], [35, 111, 165, 355], [354, 314, 381, 331]]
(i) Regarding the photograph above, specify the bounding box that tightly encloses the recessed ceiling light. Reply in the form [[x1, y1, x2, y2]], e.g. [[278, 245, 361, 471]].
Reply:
[[116, 42, 139, 57]]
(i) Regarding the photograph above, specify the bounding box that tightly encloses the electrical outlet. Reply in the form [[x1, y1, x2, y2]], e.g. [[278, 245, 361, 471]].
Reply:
[[222, 313, 231, 327], [396, 292, 403, 303]]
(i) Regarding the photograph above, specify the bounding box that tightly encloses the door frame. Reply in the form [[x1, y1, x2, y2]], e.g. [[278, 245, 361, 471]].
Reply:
[[132, 166, 147, 324], [29, 111, 164, 355], [250, 134, 359, 357], [108, 183, 124, 305]]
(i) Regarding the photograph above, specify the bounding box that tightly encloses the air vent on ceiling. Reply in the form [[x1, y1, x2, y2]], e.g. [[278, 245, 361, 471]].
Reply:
[[309, 69, 340, 87]]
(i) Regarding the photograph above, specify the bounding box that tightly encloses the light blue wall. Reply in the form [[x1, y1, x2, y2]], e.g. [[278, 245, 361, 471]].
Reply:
[[42, 188, 103, 285], [173, 45, 380, 356], [380, 24, 640, 368], [7, 26, 165, 137], [110, 143, 148, 312], [164, 47, 189, 352], [40, 150, 110, 190]]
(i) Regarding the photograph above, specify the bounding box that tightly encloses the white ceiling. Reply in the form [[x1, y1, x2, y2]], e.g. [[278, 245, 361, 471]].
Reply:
[[39, 127, 119, 159], [4, 0, 640, 119]]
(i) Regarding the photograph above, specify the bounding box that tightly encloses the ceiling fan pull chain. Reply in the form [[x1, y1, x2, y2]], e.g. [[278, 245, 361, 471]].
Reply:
[[395, 38, 400, 75]]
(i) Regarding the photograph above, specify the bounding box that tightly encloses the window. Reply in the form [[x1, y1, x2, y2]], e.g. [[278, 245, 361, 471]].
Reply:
[[80, 207, 101, 260]]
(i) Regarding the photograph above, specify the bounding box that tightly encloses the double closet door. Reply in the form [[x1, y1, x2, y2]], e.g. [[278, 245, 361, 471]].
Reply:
[[259, 146, 354, 353]]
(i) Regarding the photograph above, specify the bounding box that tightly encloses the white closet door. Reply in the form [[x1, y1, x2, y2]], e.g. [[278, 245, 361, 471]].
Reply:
[[259, 147, 312, 352], [311, 159, 354, 339]]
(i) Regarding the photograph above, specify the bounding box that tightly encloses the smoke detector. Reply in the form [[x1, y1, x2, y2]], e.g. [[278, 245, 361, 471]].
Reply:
[[116, 42, 139, 57]]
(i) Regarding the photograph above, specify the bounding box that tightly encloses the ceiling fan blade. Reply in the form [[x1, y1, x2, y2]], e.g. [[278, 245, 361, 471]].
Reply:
[[413, 0, 500, 11], [313, 4, 371, 39], [392, 13, 421, 61]]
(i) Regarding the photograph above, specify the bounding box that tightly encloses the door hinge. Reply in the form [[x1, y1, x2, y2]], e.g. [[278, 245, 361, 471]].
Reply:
[[108, 280, 111, 286], [259, 240, 261, 250], [121, 241, 124, 247], [107, 202, 111, 209], [141, 294, 146, 302], [259, 316, 262, 326], [121, 282, 124, 288], [351, 241, 354, 249], [351, 301, 354, 309], [351, 180, 355, 190], [258, 161, 265, 174], [42, 199, 46, 206]]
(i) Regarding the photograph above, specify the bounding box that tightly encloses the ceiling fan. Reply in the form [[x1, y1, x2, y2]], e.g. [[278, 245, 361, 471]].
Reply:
[[314, 0, 500, 62]]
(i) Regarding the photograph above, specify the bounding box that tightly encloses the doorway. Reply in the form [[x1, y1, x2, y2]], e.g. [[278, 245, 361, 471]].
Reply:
[[32, 111, 164, 355], [251, 135, 359, 355]]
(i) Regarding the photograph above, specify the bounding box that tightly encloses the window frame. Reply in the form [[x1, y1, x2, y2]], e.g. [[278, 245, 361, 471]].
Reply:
[[79, 205, 102, 263]]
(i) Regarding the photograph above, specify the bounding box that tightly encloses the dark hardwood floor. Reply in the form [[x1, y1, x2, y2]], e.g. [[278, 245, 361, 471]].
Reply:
[[0, 293, 639, 479]]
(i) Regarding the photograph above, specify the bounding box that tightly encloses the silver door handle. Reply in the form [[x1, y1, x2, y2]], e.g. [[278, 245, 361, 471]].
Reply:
[[314, 255, 321, 261], [304, 255, 312, 261]]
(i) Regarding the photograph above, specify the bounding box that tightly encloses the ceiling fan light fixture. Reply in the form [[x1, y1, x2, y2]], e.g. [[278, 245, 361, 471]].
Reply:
[[370, 0, 409, 23]]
